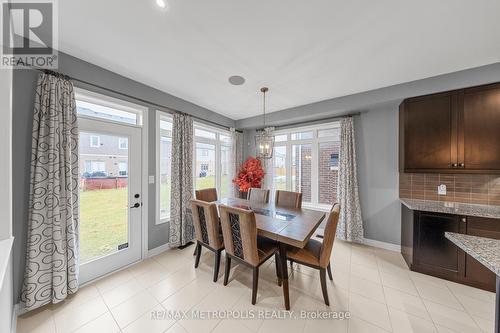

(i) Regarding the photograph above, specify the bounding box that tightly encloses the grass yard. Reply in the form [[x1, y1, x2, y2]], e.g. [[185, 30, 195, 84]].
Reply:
[[80, 188, 128, 263]]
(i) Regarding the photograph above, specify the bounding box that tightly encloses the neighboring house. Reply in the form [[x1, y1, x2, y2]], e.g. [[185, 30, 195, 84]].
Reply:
[[195, 144, 216, 177], [79, 132, 129, 178]]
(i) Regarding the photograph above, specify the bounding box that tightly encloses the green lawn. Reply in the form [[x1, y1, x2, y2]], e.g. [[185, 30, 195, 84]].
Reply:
[[80, 188, 128, 263]]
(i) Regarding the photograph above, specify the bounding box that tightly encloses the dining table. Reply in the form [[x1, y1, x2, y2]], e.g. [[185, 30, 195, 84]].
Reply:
[[216, 197, 327, 310]]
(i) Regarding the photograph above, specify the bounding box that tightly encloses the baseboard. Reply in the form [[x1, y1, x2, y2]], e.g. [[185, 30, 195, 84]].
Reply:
[[146, 243, 171, 258], [363, 238, 401, 252]]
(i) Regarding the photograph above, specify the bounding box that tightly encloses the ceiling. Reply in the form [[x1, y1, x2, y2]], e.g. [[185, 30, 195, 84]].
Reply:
[[59, 0, 500, 120]]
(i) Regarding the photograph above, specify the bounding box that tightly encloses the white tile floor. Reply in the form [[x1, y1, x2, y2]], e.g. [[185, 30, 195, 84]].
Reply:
[[17, 239, 496, 333]]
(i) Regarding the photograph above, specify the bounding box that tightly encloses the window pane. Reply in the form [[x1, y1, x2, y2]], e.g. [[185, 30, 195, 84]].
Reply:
[[220, 134, 231, 143], [195, 142, 216, 189], [318, 127, 340, 139], [291, 131, 313, 140], [220, 145, 231, 198], [77, 100, 138, 125], [195, 128, 217, 140], [273, 146, 287, 191], [160, 119, 172, 131], [160, 136, 172, 220], [79, 132, 129, 263], [291, 144, 312, 202], [319, 142, 340, 204], [275, 134, 287, 142]]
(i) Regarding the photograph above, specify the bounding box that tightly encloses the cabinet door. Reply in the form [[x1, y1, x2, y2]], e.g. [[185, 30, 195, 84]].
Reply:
[[462, 84, 500, 170], [464, 216, 500, 292], [403, 93, 458, 170], [415, 212, 464, 279]]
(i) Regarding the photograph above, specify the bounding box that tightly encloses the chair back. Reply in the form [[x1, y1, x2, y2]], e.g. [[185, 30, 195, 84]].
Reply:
[[247, 188, 270, 204], [275, 190, 302, 209], [190, 199, 223, 250], [219, 205, 259, 266], [195, 188, 218, 202], [319, 203, 341, 268]]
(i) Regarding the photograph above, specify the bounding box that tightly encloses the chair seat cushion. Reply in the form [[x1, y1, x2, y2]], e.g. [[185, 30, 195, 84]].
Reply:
[[286, 239, 322, 267]]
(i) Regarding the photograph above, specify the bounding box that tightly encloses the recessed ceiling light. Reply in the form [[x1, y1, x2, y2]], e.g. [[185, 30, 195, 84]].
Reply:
[[228, 75, 245, 85], [156, 0, 167, 9]]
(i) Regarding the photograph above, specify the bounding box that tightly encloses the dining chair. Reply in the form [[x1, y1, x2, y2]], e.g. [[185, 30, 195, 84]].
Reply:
[[190, 199, 224, 282], [247, 188, 270, 204], [286, 203, 340, 306], [195, 188, 218, 202], [275, 190, 302, 209], [219, 204, 281, 305]]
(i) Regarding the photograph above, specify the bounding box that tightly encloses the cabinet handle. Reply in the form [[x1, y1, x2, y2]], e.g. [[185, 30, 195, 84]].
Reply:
[[461, 217, 466, 223], [459, 163, 465, 168], [451, 163, 458, 168]]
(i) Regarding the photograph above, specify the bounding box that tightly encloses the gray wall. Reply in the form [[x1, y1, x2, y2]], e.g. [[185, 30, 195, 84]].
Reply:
[[237, 62, 500, 246], [12, 52, 235, 302]]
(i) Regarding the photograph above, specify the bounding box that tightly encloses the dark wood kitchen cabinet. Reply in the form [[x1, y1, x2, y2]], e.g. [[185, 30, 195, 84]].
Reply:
[[401, 205, 500, 292], [399, 82, 500, 173]]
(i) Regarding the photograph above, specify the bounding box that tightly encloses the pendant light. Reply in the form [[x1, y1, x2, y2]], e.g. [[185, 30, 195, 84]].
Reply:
[[255, 87, 274, 159]]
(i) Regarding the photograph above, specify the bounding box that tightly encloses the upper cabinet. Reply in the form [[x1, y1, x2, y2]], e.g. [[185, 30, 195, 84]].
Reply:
[[400, 82, 500, 173]]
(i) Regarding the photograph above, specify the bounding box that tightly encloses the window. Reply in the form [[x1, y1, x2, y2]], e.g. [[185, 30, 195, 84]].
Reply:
[[156, 112, 173, 224], [118, 162, 128, 176], [75, 88, 145, 126], [194, 123, 233, 198], [84, 160, 106, 173], [90, 135, 100, 147], [118, 137, 128, 149], [271, 121, 340, 208]]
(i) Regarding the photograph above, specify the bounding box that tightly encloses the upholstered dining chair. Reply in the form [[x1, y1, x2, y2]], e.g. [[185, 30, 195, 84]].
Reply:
[[219, 205, 281, 305], [195, 188, 218, 202], [190, 199, 224, 282], [286, 203, 340, 306], [247, 188, 270, 204], [275, 190, 302, 209]]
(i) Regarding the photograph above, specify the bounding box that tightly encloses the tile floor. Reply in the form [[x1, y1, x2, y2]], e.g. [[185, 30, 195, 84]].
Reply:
[[17, 239, 496, 333]]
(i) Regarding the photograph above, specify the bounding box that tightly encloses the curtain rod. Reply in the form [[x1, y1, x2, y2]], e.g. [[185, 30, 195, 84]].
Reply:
[[32, 68, 241, 132], [256, 112, 361, 131]]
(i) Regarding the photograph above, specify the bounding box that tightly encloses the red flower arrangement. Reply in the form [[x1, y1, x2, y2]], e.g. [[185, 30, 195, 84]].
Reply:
[[233, 156, 265, 192]]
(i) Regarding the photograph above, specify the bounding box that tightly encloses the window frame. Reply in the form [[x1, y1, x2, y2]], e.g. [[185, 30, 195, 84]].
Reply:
[[156, 111, 173, 225], [193, 122, 233, 198], [272, 121, 340, 210]]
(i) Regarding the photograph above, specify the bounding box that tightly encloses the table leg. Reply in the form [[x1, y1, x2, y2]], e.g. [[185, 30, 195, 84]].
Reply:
[[278, 242, 290, 310], [495, 275, 499, 333]]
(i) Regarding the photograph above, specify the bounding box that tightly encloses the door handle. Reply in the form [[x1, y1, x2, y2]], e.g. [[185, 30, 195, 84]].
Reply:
[[130, 202, 141, 209]]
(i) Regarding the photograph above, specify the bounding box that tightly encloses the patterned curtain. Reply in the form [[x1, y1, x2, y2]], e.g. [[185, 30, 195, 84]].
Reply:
[[21, 73, 79, 311], [230, 129, 243, 198], [336, 117, 364, 243], [169, 113, 194, 247]]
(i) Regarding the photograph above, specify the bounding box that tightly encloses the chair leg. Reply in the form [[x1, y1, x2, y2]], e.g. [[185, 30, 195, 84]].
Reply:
[[213, 249, 221, 282], [274, 253, 282, 286], [319, 268, 330, 306], [223, 254, 231, 286], [252, 267, 259, 305], [327, 263, 333, 281], [194, 242, 202, 268]]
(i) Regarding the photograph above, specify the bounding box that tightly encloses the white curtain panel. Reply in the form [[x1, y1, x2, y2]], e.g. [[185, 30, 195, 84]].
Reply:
[[337, 117, 364, 243], [230, 129, 243, 198], [21, 73, 79, 311], [169, 113, 194, 247]]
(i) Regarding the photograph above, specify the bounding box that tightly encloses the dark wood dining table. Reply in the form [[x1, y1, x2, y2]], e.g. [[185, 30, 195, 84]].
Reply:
[[216, 197, 327, 310]]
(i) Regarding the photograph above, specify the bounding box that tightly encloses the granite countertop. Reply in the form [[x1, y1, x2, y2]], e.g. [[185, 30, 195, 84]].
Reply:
[[445, 232, 500, 276], [400, 198, 500, 219]]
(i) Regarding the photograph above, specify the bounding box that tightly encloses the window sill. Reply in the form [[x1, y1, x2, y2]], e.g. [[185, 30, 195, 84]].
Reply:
[[0, 237, 14, 287], [302, 203, 333, 212]]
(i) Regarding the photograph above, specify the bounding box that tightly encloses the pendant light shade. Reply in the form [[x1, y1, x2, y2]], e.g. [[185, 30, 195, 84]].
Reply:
[[255, 87, 274, 159]]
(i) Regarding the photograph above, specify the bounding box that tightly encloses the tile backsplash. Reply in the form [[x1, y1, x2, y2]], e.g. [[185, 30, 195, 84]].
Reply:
[[399, 173, 500, 206]]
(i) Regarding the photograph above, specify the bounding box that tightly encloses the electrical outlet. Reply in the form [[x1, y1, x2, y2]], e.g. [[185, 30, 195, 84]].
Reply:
[[438, 184, 447, 195]]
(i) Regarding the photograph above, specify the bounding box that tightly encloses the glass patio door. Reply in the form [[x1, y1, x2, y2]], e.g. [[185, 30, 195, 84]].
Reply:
[[78, 117, 142, 284]]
